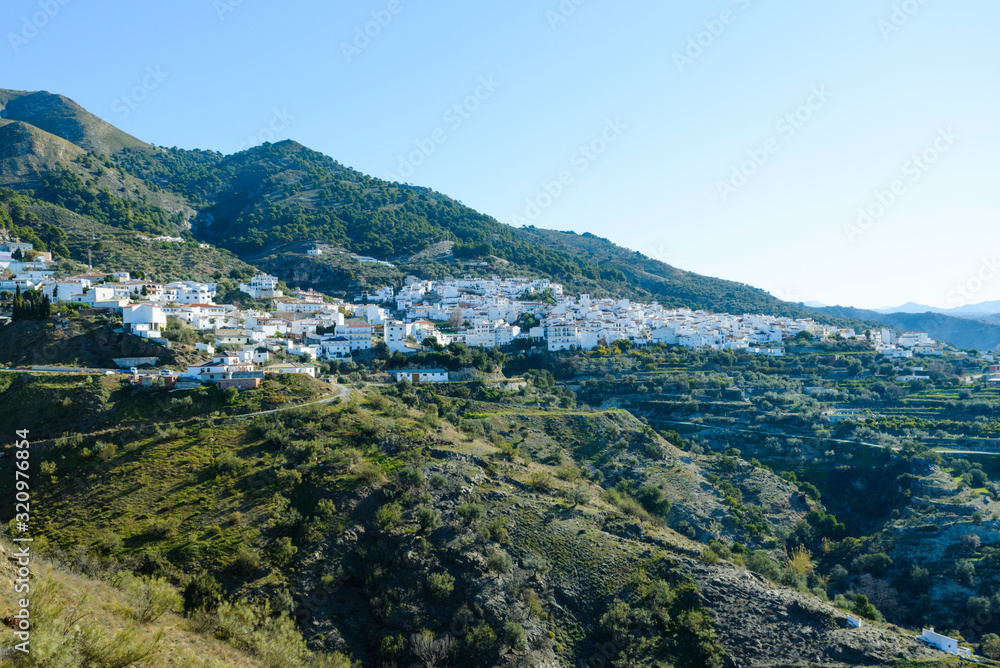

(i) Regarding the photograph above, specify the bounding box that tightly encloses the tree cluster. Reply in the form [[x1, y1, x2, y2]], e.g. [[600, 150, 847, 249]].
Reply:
[[12, 286, 51, 320]]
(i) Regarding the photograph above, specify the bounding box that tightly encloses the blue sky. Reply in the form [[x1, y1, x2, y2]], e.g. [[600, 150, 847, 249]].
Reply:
[[4, 0, 999, 309]]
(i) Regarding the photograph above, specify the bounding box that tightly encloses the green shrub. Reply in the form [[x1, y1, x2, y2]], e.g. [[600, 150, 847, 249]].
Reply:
[[528, 470, 554, 491], [487, 550, 513, 573], [503, 622, 527, 651], [426, 572, 455, 600], [376, 502, 403, 530], [214, 599, 311, 668], [852, 552, 892, 577], [229, 545, 261, 574], [396, 466, 425, 490], [79, 627, 163, 667], [565, 485, 590, 507], [479, 517, 510, 544], [635, 486, 671, 517], [184, 573, 222, 612], [353, 461, 384, 485], [464, 621, 497, 657], [272, 537, 298, 566], [853, 594, 879, 621], [745, 551, 782, 582], [117, 573, 183, 623], [457, 503, 486, 526], [416, 506, 442, 533], [143, 516, 181, 539], [93, 528, 122, 554], [215, 450, 249, 475]]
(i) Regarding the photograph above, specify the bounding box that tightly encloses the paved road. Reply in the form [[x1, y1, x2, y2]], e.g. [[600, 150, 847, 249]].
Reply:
[[3, 366, 122, 374]]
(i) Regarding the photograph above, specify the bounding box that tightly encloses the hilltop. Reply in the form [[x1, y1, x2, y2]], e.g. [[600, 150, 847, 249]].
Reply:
[[0, 87, 843, 318]]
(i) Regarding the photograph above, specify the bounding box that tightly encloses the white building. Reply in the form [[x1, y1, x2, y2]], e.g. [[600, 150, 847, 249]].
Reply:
[[240, 273, 283, 299], [391, 368, 449, 383], [336, 322, 373, 351], [275, 301, 329, 314], [384, 321, 412, 353], [183, 352, 258, 383], [547, 324, 580, 351], [265, 363, 318, 377], [898, 331, 932, 348], [166, 281, 216, 305], [317, 336, 353, 359], [123, 303, 167, 339], [917, 628, 970, 657]]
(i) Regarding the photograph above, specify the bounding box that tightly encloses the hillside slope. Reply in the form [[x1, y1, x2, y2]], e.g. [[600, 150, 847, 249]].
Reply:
[[0, 86, 862, 319], [814, 305, 1000, 351], [0, 373, 954, 667], [0, 89, 153, 155]]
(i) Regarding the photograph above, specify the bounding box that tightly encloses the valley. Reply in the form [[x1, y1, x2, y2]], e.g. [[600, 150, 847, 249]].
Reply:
[[0, 86, 999, 666]]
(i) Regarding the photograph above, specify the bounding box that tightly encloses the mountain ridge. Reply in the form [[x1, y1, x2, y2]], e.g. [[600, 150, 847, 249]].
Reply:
[[6, 85, 1000, 349], [0, 87, 839, 318]]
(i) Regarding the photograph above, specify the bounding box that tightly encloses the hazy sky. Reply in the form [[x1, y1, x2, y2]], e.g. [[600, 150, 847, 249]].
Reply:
[[5, 0, 998, 309]]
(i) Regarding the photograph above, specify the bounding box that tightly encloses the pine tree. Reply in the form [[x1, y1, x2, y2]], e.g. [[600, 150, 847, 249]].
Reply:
[[13, 285, 22, 320]]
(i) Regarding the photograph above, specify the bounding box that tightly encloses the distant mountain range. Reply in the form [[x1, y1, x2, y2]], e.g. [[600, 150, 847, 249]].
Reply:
[[875, 300, 1000, 318], [804, 305, 1000, 351]]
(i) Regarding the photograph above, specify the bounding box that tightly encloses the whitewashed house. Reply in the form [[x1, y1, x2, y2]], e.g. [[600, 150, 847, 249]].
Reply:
[[384, 321, 412, 353], [336, 322, 373, 351], [123, 303, 167, 339], [265, 362, 318, 377], [391, 368, 449, 383], [917, 628, 970, 657], [240, 273, 282, 299], [316, 336, 353, 360]]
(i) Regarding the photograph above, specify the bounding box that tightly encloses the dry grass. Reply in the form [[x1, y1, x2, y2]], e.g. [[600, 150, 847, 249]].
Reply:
[[0, 545, 268, 668]]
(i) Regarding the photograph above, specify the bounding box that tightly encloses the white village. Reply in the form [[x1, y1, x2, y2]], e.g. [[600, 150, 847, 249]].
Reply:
[[0, 238, 951, 392]]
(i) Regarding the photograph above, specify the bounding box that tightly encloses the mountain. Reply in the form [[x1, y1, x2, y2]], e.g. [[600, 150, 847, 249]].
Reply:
[[814, 304, 1000, 350], [0, 87, 854, 320], [4, 86, 996, 666], [9, 85, 1000, 352], [0, 88, 152, 155], [876, 301, 943, 314], [878, 300, 1000, 318]]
